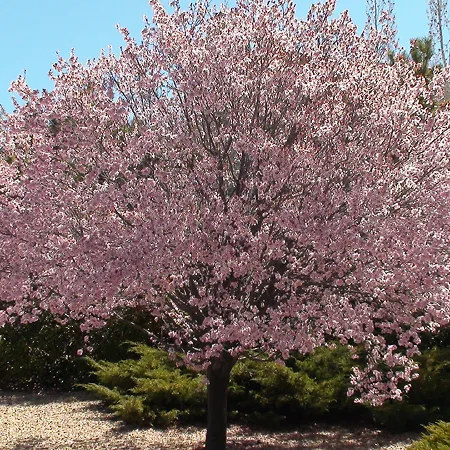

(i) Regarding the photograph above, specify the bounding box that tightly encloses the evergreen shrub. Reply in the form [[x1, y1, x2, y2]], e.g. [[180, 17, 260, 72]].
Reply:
[[228, 344, 365, 426], [0, 311, 87, 390], [408, 421, 450, 450], [84, 343, 366, 427], [0, 308, 156, 390], [2, 307, 449, 434], [83, 344, 207, 427], [84, 338, 450, 431]]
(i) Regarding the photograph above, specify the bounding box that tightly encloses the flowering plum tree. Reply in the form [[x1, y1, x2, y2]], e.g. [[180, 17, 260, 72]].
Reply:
[[1, 0, 450, 448]]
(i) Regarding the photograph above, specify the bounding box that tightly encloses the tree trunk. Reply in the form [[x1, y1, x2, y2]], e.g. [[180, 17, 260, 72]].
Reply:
[[205, 350, 235, 450]]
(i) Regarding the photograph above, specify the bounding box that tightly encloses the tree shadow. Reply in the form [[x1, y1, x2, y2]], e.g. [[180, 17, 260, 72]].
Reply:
[[0, 390, 96, 407], [10, 436, 148, 450], [193, 424, 420, 449], [11, 437, 46, 450]]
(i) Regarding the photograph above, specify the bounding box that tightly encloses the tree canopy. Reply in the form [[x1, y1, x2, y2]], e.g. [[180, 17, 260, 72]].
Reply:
[[1, 0, 449, 448]]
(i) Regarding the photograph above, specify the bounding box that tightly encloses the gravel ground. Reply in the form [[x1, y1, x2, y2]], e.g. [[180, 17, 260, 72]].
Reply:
[[0, 391, 420, 450]]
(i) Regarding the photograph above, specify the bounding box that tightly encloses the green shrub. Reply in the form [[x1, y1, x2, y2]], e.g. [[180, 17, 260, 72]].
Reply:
[[83, 344, 206, 427], [0, 308, 158, 391], [4, 307, 449, 433], [0, 311, 88, 390], [410, 347, 450, 409], [84, 340, 450, 431], [85, 358, 143, 391], [291, 344, 365, 419], [85, 342, 364, 428], [408, 421, 450, 449], [228, 344, 365, 427], [112, 396, 147, 425], [372, 402, 441, 431], [229, 359, 310, 426], [83, 384, 123, 405]]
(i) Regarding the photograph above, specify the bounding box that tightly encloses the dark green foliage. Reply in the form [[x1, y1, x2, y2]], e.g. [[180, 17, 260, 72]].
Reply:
[[372, 402, 442, 431], [410, 347, 450, 409], [83, 345, 207, 427], [408, 421, 450, 450], [84, 339, 450, 432], [0, 312, 88, 390], [0, 308, 157, 391], [410, 37, 435, 83], [418, 325, 450, 351], [229, 359, 313, 427], [289, 345, 365, 419], [3, 308, 450, 434]]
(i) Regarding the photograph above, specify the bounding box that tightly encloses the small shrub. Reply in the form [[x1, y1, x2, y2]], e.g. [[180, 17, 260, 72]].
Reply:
[[229, 359, 308, 426], [85, 343, 370, 428], [408, 421, 450, 449], [410, 347, 450, 409], [112, 396, 146, 425], [81, 337, 450, 431], [372, 402, 441, 431], [228, 344, 363, 427], [0, 311, 88, 390], [83, 344, 206, 427], [292, 344, 365, 419], [84, 358, 143, 391]]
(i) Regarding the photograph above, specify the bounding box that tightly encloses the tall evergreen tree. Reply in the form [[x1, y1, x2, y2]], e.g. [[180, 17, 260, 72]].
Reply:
[[410, 36, 435, 83]]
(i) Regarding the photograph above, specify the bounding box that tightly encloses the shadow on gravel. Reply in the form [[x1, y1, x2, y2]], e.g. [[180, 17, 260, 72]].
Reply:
[[0, 390, 96, 407], [192, 425, 419, 450], [11, 437, 148, 450], [11, 437, 46, 450]]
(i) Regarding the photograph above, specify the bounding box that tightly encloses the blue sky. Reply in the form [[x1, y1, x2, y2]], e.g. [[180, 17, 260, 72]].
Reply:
[[0, 1, 431, 111]]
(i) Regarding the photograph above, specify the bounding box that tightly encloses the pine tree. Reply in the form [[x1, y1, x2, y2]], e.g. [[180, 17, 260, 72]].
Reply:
[[410, 36, 435, 83]]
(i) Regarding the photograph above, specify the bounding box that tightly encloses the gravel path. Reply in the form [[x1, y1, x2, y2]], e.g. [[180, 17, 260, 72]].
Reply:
[[0, 391, 420, 449]]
